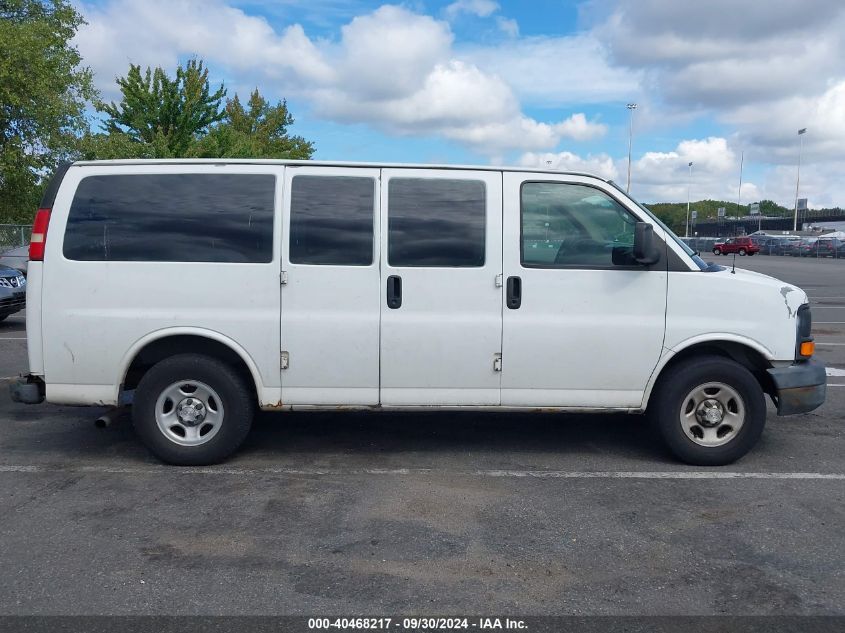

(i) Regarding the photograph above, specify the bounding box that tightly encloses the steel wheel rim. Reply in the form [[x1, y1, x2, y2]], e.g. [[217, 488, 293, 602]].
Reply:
[[679, 382, 745, 447], [154, 380, 224, 446]]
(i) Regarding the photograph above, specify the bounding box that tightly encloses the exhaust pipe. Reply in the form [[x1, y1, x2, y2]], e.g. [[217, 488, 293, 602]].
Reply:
[[95, 407, 127, 429]]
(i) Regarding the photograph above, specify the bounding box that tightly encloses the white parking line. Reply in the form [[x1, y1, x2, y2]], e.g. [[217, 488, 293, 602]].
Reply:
[[817, 342, 845, 346], [826, 368, 845, 377], [817, 322, 845, 325], [0, 464, 843, 479]]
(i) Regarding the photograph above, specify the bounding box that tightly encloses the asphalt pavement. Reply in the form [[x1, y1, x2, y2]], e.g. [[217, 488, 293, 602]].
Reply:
[[0, 255, 843, 615]]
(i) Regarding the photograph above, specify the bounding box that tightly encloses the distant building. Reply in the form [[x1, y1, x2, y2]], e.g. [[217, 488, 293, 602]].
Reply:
[[804, 221, 845, 232]]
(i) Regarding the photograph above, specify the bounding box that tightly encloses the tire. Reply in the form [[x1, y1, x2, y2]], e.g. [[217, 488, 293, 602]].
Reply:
[[650, 356, 766, 466], [133, 354, 255, 465], [738, 248, 747, 256], [713, 248, 721, 255]]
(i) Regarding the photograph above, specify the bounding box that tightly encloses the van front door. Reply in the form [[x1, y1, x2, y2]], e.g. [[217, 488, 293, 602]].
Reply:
[[379, 169, 503, 405], [280, 167, 380, 405], [501, 174, 667, 408]]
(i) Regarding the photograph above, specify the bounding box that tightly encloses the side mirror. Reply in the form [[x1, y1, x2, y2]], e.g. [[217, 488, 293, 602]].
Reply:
[[633, 222, 660, 265]]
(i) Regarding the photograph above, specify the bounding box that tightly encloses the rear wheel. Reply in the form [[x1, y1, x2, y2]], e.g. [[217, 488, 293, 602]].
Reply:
[[133, 354, 254, 465], [650, 356, 766, 466], [739, 248, 747, 256], [713, 248, 722, 255]]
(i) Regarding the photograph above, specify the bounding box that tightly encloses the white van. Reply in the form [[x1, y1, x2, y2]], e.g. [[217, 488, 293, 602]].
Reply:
[[11, 160, 825, 466]]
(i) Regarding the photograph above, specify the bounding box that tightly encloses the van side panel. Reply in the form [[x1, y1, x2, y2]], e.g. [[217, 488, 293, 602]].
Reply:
[[40, 164, 283, 406], [25, 262, 45, 375], [664, 269, 802, 362]]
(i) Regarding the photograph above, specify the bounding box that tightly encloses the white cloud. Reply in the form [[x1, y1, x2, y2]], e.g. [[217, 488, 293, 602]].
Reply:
[[74, 1, 606, 157], [554, 113, 607, 142], [519, 151, 619, 181], [496, 16, 519, 38], [444, 0, 499, 19], [592, 0, 845, 170], [75, 0, 334, 97], [459, 34, 641, 106], [728, 80, 845, 165], [333, 6, 453, 100]]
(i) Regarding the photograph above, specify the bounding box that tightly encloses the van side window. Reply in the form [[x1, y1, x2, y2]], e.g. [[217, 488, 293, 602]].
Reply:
[[521, 182, 639, 269], [289, 176, 375, 266], [388, 178, 486, 267], [63, 174, 275, 263]]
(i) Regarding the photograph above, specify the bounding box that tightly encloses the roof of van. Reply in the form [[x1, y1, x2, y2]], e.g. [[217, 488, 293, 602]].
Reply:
[[68, 158, 610, 181]]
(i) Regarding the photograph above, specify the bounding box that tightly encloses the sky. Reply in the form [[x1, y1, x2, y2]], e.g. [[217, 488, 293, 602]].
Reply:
[[70, 0, 845, 207]]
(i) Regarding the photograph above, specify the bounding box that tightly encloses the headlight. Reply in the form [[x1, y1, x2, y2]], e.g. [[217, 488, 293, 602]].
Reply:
[[796, 303, 814, 359]]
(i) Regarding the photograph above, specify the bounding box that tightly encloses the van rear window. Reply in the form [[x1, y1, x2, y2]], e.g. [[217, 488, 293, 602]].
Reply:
[[63, 174, 275, 263], [289, 175, 375, 266]]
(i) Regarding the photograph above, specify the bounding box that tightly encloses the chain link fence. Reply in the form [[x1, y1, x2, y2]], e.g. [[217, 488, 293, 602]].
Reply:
[[0, 224, 31, 251]]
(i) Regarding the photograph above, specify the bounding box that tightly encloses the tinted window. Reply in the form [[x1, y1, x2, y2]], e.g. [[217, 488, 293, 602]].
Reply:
[[521, 182, 639, 268], [289, 176, 374, 265], [64, 174, 275, 263], [388, 178, 486, 267]]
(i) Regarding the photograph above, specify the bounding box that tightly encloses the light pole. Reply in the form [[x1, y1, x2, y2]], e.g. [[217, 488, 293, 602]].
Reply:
[[793, 128, 806, 231], [626, 103, 637, 193], [685, 161, 693, 238]]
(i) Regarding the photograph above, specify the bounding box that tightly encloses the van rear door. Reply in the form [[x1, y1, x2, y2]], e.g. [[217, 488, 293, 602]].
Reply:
[[280, 167, 381, 405]]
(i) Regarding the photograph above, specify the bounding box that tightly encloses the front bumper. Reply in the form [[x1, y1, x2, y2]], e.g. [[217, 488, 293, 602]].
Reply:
[[9, 375, 45, 405], [0, 290, 25, 316], [767, 361, 826, 416]]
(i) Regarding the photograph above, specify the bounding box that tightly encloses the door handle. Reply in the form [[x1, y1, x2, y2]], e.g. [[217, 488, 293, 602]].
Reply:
[[506, 276, 521, 309], [387, 275, 402, 309]]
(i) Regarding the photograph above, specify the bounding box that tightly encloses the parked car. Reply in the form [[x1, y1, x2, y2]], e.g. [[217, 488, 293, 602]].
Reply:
[[0, 264, 26, 321], [749, 236, 785, 255], [794, 238, 819, 257], [0, 244, 29, 275], [712, 236, 760, 256], [10, 160, 826, 467], [774, 238, 800, 256], [814, 238, 844, 258]]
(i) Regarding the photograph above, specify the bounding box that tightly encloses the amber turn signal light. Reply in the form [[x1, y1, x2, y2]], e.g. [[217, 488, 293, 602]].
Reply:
[[799, 341, 815, 357]]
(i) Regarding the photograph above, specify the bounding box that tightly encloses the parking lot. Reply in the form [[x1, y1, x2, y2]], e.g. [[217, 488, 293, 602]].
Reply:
[[0, 255, 843, 616]]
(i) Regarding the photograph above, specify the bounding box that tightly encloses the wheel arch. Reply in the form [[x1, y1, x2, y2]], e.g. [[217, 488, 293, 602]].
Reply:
[[643, 337, 775, 410], [119, 328, 263, 403]]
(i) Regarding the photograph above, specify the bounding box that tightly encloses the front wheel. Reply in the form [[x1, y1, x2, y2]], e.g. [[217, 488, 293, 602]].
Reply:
[[133, 354, 255, 465], [713, 248, 722, 255], [739, 248, 747, 256], [650, 356, 766, 466]]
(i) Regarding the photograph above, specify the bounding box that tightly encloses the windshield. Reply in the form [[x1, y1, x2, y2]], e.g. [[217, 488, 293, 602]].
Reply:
[[606, 180, 712, 271]]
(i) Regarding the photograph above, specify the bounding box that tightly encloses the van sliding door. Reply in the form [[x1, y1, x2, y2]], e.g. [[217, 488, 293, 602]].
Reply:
[[379, 169, 503, 406]]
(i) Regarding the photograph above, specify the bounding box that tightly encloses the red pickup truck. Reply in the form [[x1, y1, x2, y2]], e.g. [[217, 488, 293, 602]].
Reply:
[[712, 237, 760, 256]]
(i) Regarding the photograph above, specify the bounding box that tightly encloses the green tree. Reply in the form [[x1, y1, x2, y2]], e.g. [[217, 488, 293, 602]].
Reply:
[[0, 0, 96, 223], [646, 198, 793, 234], [191, 89, 314, 159], [95, 60, 226, 157]]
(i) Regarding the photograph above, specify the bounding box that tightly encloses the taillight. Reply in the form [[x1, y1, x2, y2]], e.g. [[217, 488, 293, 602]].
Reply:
[[29, 208, 51, 261]]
